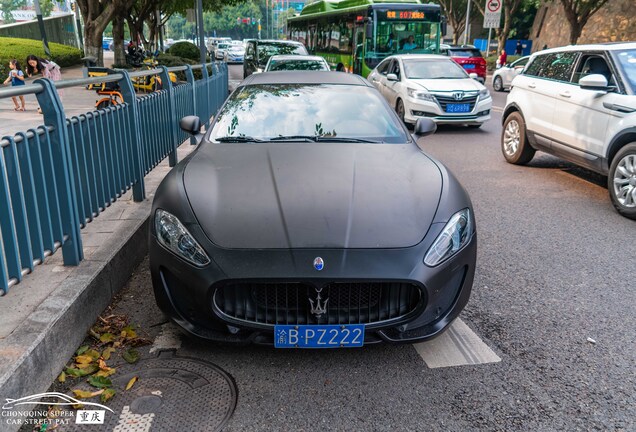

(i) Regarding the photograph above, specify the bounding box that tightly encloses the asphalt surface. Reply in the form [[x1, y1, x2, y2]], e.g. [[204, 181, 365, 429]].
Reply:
[[40, 65, 635, 431]]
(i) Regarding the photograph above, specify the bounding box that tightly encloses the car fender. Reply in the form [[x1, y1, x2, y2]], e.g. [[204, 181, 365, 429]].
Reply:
[[607, 126, 636, 165]]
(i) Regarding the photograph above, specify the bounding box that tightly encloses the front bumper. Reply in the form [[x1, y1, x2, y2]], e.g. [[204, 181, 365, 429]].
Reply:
[[149, 222, 477, 346], [403, 95, 492, 126]]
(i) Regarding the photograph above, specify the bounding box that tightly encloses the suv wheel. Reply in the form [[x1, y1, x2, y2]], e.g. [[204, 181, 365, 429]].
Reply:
[[608, 143, 636, 220], [501, 112, 535, 164], [493, 76, 503, 92]]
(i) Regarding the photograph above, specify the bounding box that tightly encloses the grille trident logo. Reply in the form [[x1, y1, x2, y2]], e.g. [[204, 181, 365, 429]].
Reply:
[[309, 287, 328, 317]]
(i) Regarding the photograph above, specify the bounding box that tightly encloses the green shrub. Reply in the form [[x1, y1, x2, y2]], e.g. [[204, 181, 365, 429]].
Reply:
[[0, 37, 82, 78], [155, 53, 203, 80], [167, 42, 200, 61]]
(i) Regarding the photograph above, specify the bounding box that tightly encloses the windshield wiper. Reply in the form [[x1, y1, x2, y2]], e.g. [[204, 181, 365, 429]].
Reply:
[[268, 135, 317, 142], [267, 135, 381, 143], [215, 136, 266, 143]]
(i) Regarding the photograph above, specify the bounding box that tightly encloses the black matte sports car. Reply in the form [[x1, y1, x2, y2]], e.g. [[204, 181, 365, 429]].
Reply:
[[149, 72, 476, 347]]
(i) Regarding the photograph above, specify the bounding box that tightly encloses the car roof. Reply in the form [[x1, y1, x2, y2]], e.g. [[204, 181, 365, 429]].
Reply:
[[247, 39, 304, 46], [388, 54, 450, 61], [268, 55, 327, 61], [535, 41, 636, 55], [242, 71, 371, 87]]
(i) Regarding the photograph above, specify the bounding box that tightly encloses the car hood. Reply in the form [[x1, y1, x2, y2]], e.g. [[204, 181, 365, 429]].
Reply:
[[407, 78, 483, 92], [183, 143, 443, 249]]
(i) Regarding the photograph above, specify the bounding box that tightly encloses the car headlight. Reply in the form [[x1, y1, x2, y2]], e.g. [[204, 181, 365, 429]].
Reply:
[[479, 88, 491, 99], [155, 209, 210, 267], [424, 208, 473, 267], [407, 88, 435, 102]]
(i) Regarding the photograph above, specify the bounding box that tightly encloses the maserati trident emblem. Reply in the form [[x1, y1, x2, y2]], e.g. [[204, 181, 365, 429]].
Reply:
[[309, 287, 329, 317], [452, 91, 465, 100], [313, 257, 324, 271]]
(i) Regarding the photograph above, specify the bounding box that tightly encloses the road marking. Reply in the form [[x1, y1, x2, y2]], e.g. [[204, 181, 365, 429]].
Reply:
[[413, 318, 501, 368], [149, 323, 182, 354], [113, 406, 154, 432], [492, 105, 504, 113]]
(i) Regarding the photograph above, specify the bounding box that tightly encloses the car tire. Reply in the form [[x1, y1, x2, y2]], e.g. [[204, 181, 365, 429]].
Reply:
[[96, 100, 112, 110], [396, 99, 406, 124], [501, 111, 535, 165], [608, 142, 636, 220], [493, 76, 504, 92]]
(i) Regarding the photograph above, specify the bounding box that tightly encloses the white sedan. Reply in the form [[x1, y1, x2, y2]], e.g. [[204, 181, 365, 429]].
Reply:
[[368, 54, 492, 128], [264, 55, 330, 72], [492, 55, 530, 92]]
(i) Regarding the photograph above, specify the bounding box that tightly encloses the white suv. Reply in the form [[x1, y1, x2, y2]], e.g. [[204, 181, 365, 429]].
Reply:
[[501, 42, 636, 220]]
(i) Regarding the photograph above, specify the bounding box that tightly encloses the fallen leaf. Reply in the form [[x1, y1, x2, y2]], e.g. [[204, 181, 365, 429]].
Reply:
[[122, 349, 139, 364], [100, 333, 116, 343], [88, 375, 112, 389], [125, 376, 138, 391], [102, 347, 116, 361], [113, 341, 122, 348], [101, 389, 116, 403], [75, 355, 94, 365], [66, 365, 99, 377], [57, 372, 66, 383], [94, 368, 116, 378], [85, 349, 101, 360], [98, 359, 108, 370], [121, 325, 137, 340], [76, 346, 89, 356], [72, 389, 104, 399]]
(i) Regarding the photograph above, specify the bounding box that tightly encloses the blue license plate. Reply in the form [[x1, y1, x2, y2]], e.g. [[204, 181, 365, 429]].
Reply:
[[274, 324, 364, 348], [463, 64, 475, 69], [446, 103, 471, 113]]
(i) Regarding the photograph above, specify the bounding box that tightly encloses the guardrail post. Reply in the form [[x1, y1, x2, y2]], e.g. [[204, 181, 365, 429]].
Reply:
[[34, 78, 83, 266], [116, 69, 146, 202], [159, 66, 178, 167], [185, 65, 197, 145]]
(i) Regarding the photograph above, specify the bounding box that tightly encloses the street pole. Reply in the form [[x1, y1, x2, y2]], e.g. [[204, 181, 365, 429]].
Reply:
[[463, 0, 472, 46], [486, 28, 492, 57], [157, 9, 164, 52], [73, 2, 83, 49], [266, 0, 269, 39], [196, 0, 205, 63], [33, 0, 52, 58]]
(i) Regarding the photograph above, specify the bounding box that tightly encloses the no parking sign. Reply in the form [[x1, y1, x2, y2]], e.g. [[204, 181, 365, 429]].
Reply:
[[484, 0, 502, 28]]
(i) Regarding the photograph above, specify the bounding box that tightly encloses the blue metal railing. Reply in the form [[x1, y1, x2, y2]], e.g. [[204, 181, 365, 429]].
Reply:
[[0, 62, 228, 294]]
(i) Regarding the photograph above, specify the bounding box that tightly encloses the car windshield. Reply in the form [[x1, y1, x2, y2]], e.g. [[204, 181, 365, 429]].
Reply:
[[217, 44, 230, 49], [210, 84, 408, 143], [258, 43, 308, 63], [449, 49, 482, 58], [403, 59, 468, 79], [612, 48, 636, 92], [268, 60, 329, 71]]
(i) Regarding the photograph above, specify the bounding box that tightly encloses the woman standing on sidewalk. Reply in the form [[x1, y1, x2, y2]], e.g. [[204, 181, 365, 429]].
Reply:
[[25, 55, 63, 113]]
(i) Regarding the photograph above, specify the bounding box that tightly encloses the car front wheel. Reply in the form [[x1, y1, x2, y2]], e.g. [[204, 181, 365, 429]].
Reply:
[[501, 111, 535, 164], [396, 99, 406, 124], [493, 76, 504, 92], [608, 142, 636, 220]]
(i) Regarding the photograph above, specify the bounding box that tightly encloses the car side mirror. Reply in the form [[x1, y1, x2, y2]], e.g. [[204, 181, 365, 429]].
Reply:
[[387, 73, 398, 81], [579, 74, 614, 92], [413, 118, 436, 138], [180, 116, 202, 135], [469, 72, 478, 80]]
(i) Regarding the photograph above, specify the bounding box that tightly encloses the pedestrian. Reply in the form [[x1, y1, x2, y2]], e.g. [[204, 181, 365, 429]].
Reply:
[[542, 44, 548, 50], [3, 59, 26, 111], [25, 55, 62, 113], [515, 40, 522, 55], [497, 49, 507, 68]]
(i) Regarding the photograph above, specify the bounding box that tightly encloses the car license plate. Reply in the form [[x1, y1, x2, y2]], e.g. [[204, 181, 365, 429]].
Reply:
[[274, 324, 364, 348], [463, 64, 475, 69], [446, 103, 471, 113]]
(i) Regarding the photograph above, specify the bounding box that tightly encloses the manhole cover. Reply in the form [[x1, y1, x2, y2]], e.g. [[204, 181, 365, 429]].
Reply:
[[61, 351, 237, 431]]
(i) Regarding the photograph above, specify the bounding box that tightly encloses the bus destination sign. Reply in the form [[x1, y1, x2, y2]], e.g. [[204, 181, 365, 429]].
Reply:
[[384, 10, 425, 20]]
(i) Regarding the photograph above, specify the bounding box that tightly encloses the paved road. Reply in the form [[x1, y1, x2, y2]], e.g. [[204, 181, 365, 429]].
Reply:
[[37, 66, 636, 431]]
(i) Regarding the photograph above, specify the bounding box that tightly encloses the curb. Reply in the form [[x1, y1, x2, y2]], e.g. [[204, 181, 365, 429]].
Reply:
[[0, 214, 150, 431]]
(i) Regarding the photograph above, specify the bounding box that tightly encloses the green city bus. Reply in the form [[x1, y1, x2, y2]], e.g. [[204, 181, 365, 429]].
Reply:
[[288, 0, 445, 78]]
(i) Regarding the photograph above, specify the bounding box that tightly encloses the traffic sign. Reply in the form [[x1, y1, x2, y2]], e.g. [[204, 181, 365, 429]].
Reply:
[[483, 0, 501, 29]]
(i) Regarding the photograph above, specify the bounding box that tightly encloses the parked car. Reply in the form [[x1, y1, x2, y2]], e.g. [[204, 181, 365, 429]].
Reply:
[[102, 37, 113, 51], [501, 42, 636, 219], [225, 45, 245, 63], [368, 54, 491, 128], [243, 39, 308, 77], [215, 42, 231, 60], [108, 40, 131, 52], [150, 71, 476, 346], [492, 56, 530, 91], [440, 44, 487, 83], [264, 55, 330, 72]]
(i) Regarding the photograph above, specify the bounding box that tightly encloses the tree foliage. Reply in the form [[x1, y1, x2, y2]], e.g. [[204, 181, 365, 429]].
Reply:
[[0, 0, 26, 24], [558, 0, 610, 44], [438, 0, 480, 45], [471, 0, 524, 53]]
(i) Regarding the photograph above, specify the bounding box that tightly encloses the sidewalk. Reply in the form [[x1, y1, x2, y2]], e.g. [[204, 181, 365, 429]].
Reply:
[[0, 52, 116, 137]]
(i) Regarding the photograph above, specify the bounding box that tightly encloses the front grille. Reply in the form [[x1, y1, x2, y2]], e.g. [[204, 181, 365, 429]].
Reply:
[[433, 94, 478, 113], [213, 282, 422, 326]]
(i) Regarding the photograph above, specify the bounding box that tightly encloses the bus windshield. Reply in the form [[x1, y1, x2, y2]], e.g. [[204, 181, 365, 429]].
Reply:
[[375, 21, 440, 55]]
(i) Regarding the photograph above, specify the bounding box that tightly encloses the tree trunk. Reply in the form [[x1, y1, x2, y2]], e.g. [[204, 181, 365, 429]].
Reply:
[[113, 14, 126, 66], [83, 22, 104, 65], [569, 24, 583, 44]]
